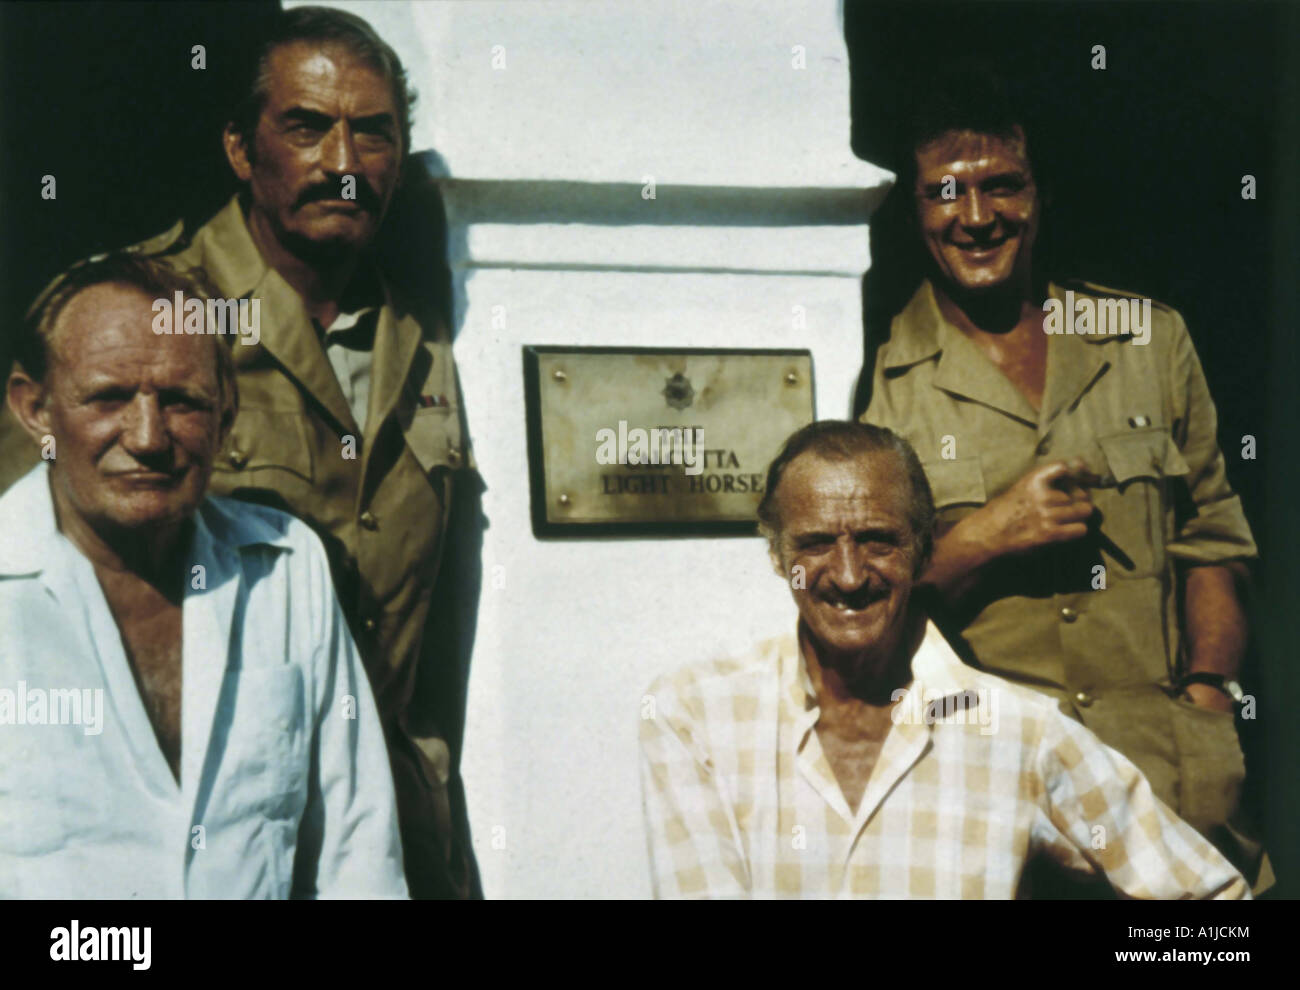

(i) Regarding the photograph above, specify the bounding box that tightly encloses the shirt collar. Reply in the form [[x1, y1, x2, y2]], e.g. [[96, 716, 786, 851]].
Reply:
[[881, 278, 1107, 370], [0, 463, 294, 578], [197, 196, 270, 300], [0, 462, 61, 576], [784, 618, 979, 725], [781, 632, 818, 712], [193, 494, 299, 556], [880, 280, 947, 371], [908, 619, 979, 698], [204, 194, 390, 311]]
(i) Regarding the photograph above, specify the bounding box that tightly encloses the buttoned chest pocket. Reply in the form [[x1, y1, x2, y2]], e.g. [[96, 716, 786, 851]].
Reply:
[[921, 456, 988, 521], [405, 406, 465, 475], [1094, 428, 1189, 579], [210, 409, 316, 516], [401, 338, 468, 475], [218, 664, 309, 822]]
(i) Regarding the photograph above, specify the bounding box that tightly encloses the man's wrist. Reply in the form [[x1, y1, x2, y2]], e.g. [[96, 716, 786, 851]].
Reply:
[[1175, 671, 1244, 704], [945, 510, 1001, 569]]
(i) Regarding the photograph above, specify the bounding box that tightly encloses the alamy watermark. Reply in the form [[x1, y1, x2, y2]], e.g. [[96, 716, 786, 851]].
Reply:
[[152, 291, 261, 346], [1043, 291, 1151, 346], [50, 921, 150, 970], [0, 682, 103, 735], [891, 685, 999, 736], [595, 421, 705, 476]]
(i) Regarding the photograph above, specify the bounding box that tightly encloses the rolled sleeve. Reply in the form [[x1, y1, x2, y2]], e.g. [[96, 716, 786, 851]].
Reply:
[[1034, 710, 1249, 899], [1165, 311, 1257, 564]]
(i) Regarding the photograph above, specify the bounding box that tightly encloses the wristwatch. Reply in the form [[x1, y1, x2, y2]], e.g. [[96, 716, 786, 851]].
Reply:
[[1176, 672, 1245, 704]]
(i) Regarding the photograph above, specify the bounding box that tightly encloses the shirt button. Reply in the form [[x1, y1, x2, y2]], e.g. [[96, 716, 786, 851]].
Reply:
[[362, 617, 377, 632], [1075, 691, 1094, 707], [359, 511, 379, 530], [1060, 607, 1078, 623], [227, 448, 247, 469], [447, 446, 462, 467]]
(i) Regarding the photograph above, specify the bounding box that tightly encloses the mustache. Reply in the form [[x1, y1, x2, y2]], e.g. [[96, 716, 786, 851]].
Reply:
[[825, 584, 890, 610], [293, 178, 382, 212]]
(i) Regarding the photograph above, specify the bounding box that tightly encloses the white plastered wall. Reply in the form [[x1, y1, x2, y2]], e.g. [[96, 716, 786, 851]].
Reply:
[[291, 0, 892, 898]]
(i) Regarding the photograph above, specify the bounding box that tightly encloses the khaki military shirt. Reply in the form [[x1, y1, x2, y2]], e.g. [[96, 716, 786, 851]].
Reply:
[[0, 196, 476, 897], [862, 278, 1258, 845]]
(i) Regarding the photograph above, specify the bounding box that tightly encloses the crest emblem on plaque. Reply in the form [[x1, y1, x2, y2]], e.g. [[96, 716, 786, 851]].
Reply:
[[662, 372, 694, 410]]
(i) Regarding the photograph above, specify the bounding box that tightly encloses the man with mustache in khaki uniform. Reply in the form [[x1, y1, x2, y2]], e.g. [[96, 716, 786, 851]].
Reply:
[[0, 6, 478, 898]]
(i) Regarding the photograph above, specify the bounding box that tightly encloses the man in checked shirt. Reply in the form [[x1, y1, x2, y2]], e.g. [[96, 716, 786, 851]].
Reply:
[[639, 420, 1248, 898]]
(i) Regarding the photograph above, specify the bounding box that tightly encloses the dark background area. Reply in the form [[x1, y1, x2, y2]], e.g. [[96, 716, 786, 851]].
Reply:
[[0, 1, 278, 335], [846, 0, 1299, 895], [0, 0, 1295, 896]]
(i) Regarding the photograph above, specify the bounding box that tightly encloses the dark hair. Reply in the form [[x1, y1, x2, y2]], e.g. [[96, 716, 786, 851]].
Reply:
[[228, 5, 416, 159], [757, 420, 935, 575], [18, 253, 237, 423], [900, 60, 1045, 196]]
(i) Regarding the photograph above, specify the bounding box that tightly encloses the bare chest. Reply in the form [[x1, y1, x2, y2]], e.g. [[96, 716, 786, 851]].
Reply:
[[816, 709, 895, 815], [969, 324, 1049, 411], [96, 570, 184, 780]]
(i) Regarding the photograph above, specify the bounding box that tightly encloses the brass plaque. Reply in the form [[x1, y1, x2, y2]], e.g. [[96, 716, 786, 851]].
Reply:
[[523, 347, 815, 535]]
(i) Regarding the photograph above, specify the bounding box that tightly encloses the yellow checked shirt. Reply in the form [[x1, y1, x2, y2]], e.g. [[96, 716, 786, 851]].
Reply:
[[639, 621, 1248, 899], [862, 279, 1258, 850], [0, 196, 477, 898]]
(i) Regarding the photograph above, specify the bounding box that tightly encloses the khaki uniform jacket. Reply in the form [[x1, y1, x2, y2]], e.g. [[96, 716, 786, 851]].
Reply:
[[0, 196, 477, 898], [863, 278, 1264, 881]]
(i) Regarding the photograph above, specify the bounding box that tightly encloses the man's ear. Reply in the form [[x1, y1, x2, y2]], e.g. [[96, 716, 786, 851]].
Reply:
[[215, 377, 239, 454], [223, 123, 254, 182], [216, 406, 237, 453], [7, 369, 53, 446], [767, 541, 786, 580]]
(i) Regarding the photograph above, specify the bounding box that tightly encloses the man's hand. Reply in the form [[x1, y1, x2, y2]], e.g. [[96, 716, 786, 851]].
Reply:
[[970, 458, 1097, 556], [921, 459, 1098, 604]]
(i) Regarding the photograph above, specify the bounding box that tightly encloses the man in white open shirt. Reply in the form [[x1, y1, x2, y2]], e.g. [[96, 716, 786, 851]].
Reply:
[[639, 421, 1249, 899], [0, 254, 405, 898]]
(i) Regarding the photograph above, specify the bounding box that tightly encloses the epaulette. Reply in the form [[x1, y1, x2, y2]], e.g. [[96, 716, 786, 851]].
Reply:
[[1057, 277, 1176, 316], [123, 218, 191, 258], [24, 218, 192, 320]]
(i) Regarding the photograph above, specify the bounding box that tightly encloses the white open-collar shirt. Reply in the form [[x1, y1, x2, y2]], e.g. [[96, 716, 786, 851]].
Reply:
[[0, 464, 407, 898]]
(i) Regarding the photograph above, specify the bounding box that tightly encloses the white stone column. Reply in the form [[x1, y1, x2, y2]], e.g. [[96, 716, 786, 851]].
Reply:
[[295, 0, 892, 898]]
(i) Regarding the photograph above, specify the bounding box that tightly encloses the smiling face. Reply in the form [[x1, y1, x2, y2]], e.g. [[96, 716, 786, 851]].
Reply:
[[225, 41, 403, 261], [34, 284, 228, 537], [914, 128, 1039, 297], [771, 451, 918, 677]]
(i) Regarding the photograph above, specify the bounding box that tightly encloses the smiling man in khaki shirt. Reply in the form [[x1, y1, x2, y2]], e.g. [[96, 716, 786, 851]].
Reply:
[[860, 65, 1267, 890], [0, 7, 477, 898]]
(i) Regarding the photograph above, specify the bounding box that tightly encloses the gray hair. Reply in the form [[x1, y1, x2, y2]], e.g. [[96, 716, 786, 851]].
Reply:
[[18, 253, 238, 426], [757, 419, 935, 575]]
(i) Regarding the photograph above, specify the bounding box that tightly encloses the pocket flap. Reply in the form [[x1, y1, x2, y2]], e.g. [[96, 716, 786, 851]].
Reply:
[[922, 456, 987, 508], [1098, 429, 1189, 485], [216, 409, 314, 483], [405, 407, 462, 474]]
